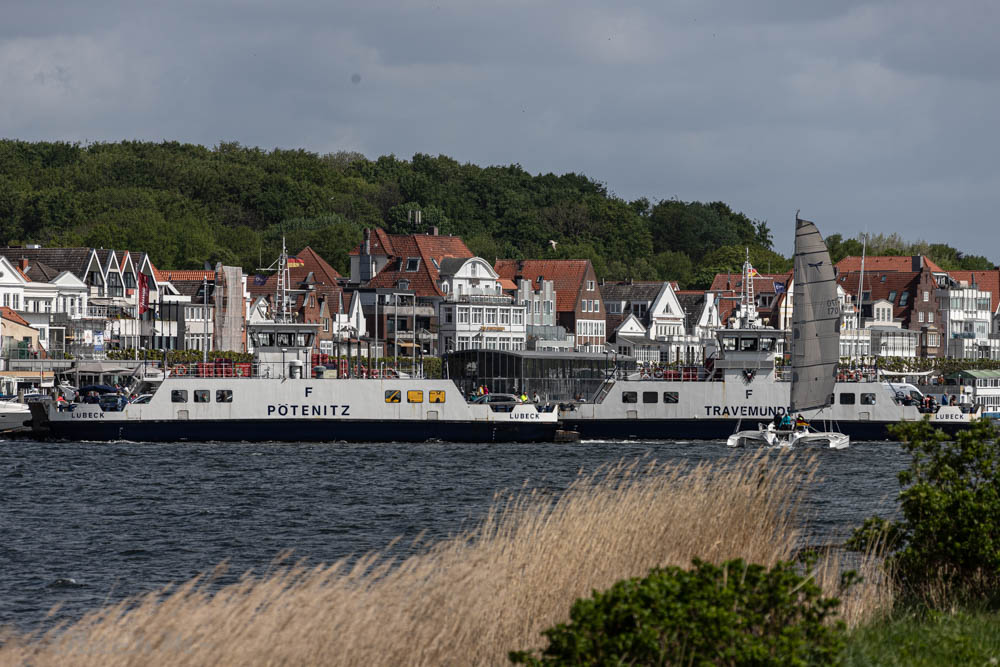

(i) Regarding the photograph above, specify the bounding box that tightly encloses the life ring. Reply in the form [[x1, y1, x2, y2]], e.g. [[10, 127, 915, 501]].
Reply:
[[654, 370, 663, 379], [174, 365, 187, 376]]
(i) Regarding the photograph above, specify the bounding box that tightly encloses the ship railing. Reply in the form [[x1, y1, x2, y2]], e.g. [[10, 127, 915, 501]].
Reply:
[[164, 360, 425, 380]]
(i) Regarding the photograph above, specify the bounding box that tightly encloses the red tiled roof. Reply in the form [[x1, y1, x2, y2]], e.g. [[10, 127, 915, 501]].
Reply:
[[249, 246, 345, 308], [835, 255, 945, 274], [836, 270, 920, 322], [948, 270, 1000, 313], [158, 270, 215, 282], [0, 306, 31, 327], [494, 259, 593, 313], [348, 228, 396, 256], [366, 234, 473, 297]]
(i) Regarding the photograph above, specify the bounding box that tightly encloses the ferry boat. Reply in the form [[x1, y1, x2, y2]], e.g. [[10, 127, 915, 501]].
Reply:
[[29, 322, 560, 443]]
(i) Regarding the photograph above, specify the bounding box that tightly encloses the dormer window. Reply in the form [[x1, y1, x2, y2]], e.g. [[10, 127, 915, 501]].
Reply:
[[405, 258, 420, 272], [398, 280, 410, 290], [471, 263, 478, 277]]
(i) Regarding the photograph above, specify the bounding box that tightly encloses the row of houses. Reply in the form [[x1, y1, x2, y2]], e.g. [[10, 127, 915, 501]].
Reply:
[[3, 231, 1000, 379]]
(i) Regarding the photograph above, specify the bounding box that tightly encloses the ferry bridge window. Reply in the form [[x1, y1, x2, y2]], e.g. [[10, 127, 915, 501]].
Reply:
[[276, 332, 294, 347], [740, 338, 759, 351], [622, 391, 638, 404], [663, 391, 679, 404], [171, 390, 188, 403], [860, 393, 876, 405], [216, 390, 233, 403], [297, 333, 313, 347], [385, 390, 401, 403], [642, 391, 657, 404], [760, 338, 775, 352], [839, 393, 856, 405], [722, 337, 737, 351], [194, 390, 210, 403]]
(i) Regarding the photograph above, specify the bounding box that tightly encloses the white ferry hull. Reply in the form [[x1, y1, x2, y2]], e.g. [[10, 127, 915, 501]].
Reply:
[[32, 377, 560, 443], [560, 378, 979, 441]]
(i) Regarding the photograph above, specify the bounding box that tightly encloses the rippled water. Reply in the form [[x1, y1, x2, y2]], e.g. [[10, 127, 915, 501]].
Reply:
[[0, 438, 907, 631]]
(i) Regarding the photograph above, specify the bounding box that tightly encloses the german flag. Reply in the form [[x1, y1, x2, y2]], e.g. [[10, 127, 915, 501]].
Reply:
[[287, 256, 304, 268]]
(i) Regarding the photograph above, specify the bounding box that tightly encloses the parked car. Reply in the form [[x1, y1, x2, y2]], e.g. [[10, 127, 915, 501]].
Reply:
[[470, 393, 523, 404]]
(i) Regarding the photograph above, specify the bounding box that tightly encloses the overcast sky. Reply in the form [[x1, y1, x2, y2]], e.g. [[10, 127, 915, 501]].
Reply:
[[3, 0, 998, 259]]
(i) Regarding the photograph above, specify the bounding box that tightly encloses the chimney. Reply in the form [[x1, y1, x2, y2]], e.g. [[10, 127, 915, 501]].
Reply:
[[431, 226, 439, 236], [20, 258, 29, 272], [360, 229, 373, 283]]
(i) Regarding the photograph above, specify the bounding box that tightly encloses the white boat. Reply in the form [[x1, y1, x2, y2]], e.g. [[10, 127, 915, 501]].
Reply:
[[0, 400, 31, 433], [28, 321, 560, 443], [726, 214, 847, 448]]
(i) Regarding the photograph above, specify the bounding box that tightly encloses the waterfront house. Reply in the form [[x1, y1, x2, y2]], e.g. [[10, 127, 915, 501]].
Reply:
[[435, 257, 527, 354], [351, 227, 475, 355], [494, 259, 606, 352]]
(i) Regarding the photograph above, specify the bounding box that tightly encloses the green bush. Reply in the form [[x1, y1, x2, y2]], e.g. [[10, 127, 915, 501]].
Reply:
[[848, 418, 1000, 599], [510, 558, 849, 666]]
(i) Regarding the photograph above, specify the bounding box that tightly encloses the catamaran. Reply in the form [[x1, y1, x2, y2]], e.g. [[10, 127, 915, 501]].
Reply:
[[728, 213, 849, 449]]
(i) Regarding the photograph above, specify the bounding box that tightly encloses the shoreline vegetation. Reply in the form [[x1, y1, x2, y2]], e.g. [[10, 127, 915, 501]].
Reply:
[[0, 455, 893, 665]]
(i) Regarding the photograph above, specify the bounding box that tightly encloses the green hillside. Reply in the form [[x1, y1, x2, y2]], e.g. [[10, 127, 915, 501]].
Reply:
[[0, 140, 991, 285]]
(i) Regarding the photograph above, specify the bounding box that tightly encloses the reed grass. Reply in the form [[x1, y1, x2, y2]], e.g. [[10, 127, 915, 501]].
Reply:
[[0, 453, 893, 666]]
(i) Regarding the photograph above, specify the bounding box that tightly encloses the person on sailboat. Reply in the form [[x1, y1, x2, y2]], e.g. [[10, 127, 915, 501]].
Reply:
[[779, 413, 793, 430], [795, 414, 809, 431]]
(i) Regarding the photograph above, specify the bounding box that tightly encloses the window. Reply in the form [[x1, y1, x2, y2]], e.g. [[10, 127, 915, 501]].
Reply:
[[663, 391, 679, 404], [194, 390, 210, 403], [216, 390, 233, 403], [860, 393, 876, 405], [398, 280, 409, 290], [587, 280, 595, 291], [581, 300, 589, 312], [740, 337, 759, 351], [499, 309, 510, 325], [593, 300, 599, 313], [722, 337, 737, 351], [458, 307, 469, 324], [760, 338, 775, 352], [923, 290, 929, 302], [405, 257, 420, 272], [512, 310, 524, 325], [918, 311, 924, 323], [429, 390, 445, 403], [443, 307, 453, 324], [899, 292, 909, 306], [171, 390, 188, 403], [407, 390, 423, 403], [888, 291, 897, 304], [642, 391, 658, 404], [928, 312, 934, 323], [323, 318, 330, 332], [622, 391, 637, 404], [485, 308, 497, 324], [839, 393, 856, 405], [385, 390, 401, 403], [471, 308, 483, 324]]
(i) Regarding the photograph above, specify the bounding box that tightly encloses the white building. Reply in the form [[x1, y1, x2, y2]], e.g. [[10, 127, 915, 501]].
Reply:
[[435, 257, 526, 354], [937, 282, 1000, 359]]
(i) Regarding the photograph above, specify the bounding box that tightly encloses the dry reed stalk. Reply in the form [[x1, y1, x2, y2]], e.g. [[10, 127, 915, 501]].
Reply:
[[0, 452, 891, 666]]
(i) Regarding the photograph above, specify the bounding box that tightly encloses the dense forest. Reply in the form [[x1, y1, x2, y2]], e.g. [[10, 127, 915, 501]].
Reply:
[[0, 140, 993, 287]]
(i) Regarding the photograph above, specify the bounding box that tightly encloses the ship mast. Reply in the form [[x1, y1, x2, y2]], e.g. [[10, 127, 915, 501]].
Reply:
[[739, 248, 759, 328], [257, 236, 292, 323]]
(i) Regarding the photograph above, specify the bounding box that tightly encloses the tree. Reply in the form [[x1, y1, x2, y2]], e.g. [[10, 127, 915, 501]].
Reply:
[[849, 419, 1000, 600]]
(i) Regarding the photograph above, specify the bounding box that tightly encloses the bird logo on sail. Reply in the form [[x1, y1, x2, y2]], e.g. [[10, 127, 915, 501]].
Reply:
[[808, 260, 824, 270]]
